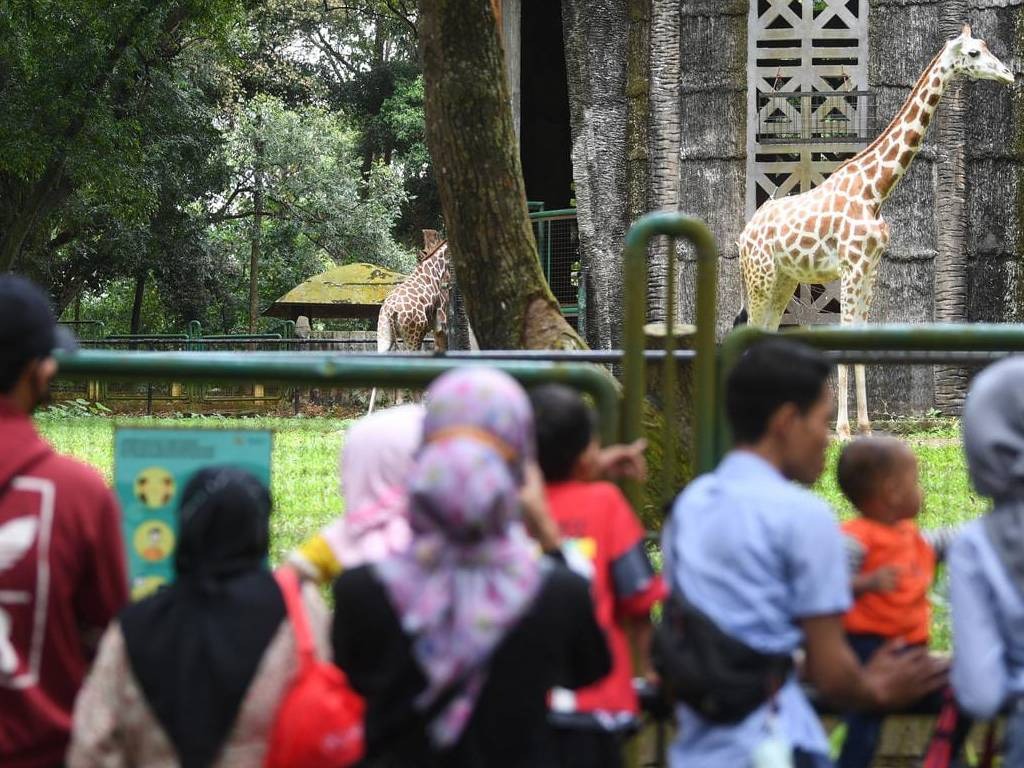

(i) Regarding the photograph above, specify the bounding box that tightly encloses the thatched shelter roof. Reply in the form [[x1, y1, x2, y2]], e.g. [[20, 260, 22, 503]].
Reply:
[[264, 262, 407, 320]]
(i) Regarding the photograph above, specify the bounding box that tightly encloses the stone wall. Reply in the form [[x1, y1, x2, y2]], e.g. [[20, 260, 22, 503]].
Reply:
[[675, 0, 748, 335]]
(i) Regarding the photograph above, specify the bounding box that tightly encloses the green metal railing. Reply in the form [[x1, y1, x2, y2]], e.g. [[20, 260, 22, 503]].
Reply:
[[54, 351, 620, 444], [622, 212, 719, 505], [714, 323, 1024, 462]]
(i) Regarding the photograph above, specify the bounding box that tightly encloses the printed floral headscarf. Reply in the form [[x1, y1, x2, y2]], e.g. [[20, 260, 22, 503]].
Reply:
[[374, 368, 543, 748]]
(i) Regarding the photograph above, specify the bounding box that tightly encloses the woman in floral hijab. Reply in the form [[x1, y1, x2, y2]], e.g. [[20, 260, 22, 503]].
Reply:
[[331, 368, 609, 768]]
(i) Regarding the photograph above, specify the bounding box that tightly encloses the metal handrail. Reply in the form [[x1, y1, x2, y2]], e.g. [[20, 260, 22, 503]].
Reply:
[[622, 212, 719, 504], [54, 350, 621, 445], [715, 323, 1024, 461]]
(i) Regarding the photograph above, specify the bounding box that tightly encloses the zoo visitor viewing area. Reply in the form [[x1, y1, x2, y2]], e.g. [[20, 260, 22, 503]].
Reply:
[[12, 0, 1024, 766], [35, 213, 1024, 766]]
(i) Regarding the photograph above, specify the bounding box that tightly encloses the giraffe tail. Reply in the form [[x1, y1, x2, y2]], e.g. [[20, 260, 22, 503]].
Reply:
[[376, 314, 393, 353], [733, 307, 748, 327], [369, 310, 394, 414]]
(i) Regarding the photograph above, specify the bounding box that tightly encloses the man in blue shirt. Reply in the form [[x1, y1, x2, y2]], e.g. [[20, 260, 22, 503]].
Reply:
[[663, 339, 946, 767]]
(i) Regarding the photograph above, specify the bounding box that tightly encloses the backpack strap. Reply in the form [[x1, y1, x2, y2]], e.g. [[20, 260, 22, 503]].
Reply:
[[274, 567, 316, 668]]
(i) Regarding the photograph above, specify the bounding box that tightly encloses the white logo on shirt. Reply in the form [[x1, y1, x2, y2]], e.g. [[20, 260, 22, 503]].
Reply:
[[0, 477, 55, 689]]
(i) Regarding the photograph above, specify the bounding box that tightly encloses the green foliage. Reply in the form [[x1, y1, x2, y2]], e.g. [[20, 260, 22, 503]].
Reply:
[[4, 0, 437, 333]]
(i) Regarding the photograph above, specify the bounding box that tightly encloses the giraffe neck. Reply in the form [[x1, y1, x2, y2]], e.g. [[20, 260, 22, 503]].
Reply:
[[833, 45, 954, 207], [416, 243, 449, 291]]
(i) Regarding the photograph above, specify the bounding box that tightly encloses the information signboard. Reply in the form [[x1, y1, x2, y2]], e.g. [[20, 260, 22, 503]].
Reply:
[[114, 428, 272, 599]]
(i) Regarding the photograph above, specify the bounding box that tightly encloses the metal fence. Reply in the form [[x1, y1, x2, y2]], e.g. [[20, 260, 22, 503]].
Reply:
[[530, 208, 582, 331]]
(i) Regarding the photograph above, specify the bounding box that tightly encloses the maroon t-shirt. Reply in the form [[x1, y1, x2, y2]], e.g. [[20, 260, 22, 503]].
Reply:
[[0, 400, 128, 768]]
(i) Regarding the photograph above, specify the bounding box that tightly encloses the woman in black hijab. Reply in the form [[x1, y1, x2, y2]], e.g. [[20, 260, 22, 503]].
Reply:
[[69, 467, 331, 768]]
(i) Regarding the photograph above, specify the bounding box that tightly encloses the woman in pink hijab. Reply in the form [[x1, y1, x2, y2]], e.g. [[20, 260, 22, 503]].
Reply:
[[288, 404, 424, 582]]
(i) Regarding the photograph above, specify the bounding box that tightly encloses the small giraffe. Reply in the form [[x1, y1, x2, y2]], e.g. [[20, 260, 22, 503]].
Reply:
[[368, 230, 451, 412], [737, 25, 1013, 439]]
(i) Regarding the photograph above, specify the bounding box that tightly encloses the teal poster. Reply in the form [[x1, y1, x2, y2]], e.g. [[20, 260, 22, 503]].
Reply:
[[114, 428, 272, 600]]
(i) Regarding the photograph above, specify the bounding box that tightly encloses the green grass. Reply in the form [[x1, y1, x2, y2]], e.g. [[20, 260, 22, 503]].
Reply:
[[37, 414, 986, 648], [34, 413, 353, 564]]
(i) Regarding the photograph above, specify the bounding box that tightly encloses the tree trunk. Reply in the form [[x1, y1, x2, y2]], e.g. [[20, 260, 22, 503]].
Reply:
[[933, 1, 969, 412], [249, 137, 265, 334], [419, 0, 584, 349], [647, 0, 681, 322], [625, 0, 651, 307], [130, 270, 147, 334]]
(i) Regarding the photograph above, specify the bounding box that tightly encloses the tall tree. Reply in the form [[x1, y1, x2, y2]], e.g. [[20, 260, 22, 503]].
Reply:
[[418, 0, 583, 349], [0, 0, 234, 272]]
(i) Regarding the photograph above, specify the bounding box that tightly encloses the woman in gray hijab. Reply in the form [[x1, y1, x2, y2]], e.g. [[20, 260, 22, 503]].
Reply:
[[951, 356, 1024, 759]]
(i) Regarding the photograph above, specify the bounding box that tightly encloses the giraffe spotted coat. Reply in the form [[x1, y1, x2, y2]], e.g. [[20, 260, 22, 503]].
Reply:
[[737, 26, 1014, 438]]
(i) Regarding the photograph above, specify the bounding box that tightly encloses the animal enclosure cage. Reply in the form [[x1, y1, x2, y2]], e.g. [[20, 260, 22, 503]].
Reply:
[[530, 209, 582, 331]]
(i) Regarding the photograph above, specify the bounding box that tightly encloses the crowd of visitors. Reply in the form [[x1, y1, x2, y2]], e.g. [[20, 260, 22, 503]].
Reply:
[[5, 271, 1024, 768]]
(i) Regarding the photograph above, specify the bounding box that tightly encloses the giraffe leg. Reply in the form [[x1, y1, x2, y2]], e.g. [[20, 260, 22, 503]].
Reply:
[[838, 251, 879, 438], [855, 363, 871, 436], [836, 364, 851, 441], [765, 274, 798, 331]]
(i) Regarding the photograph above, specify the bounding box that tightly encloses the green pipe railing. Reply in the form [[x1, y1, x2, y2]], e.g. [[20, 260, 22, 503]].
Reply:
[[55, 351, 621, 445], [622, 212, 719, 505], [715, 322, 1024, 461], [528, 208, 577, 220]]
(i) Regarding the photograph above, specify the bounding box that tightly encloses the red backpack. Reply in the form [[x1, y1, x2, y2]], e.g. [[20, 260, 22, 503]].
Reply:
[[265, 568, 366, 768]]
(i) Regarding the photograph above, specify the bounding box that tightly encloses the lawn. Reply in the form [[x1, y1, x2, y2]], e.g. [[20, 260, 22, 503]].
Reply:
[[34, 413, 353, 565], [36, 414, 985, 647]]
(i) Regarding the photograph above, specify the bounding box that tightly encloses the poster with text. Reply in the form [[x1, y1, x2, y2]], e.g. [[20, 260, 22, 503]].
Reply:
[[114, 428, 272, 600]]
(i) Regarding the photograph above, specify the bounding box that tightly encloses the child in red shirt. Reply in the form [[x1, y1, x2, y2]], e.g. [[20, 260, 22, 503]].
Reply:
[[836, 436, 953, 768], [529, 385, 667, 768]]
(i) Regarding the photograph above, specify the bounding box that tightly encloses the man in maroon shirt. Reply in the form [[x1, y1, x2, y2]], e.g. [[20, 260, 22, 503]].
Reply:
[[0, 276, 128, 768]]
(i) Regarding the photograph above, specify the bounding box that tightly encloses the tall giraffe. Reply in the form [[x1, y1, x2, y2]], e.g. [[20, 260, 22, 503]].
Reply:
[[737, 25, 1013, 438], [368, 230, 451, 412]]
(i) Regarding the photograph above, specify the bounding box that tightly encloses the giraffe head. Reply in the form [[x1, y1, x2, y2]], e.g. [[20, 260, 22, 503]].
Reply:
[[944, 24, 1014, 85]]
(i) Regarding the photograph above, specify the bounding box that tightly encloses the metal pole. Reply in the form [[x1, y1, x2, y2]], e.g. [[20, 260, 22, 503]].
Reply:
[[622, 212, 719, 481]]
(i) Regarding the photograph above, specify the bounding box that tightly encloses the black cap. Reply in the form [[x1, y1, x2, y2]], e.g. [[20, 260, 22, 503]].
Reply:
[[0, 276, 78, 375]]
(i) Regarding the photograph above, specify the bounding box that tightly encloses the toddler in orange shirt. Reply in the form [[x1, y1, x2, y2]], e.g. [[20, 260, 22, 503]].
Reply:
[[836, 436, 953, 768]]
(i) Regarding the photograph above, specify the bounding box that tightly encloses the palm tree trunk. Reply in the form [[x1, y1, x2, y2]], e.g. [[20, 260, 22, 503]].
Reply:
[[933, 0, 969, 412]]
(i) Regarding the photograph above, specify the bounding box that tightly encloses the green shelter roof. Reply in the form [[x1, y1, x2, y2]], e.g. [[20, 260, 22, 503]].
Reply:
[[264, 262, 408, 320]]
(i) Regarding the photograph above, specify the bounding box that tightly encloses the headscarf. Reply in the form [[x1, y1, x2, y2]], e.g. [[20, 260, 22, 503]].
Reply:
[[374, 368, 543, 748], [421, 366, 535, 480], [120, 467, 284, 768], [322, 404, 424, 567], [963, 357, 1024, 589]]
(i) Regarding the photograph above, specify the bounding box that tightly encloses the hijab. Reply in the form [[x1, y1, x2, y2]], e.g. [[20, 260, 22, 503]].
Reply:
[[323, 404, 424, 567], [120, 467, 284, 768], [374, 368, 543, 748], [420, 366, 535, 480], [963, 356, 1024, 590]]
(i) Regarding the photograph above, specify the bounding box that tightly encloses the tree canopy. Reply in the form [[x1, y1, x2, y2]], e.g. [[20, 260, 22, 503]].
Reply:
[[1, 0, 438, 333]]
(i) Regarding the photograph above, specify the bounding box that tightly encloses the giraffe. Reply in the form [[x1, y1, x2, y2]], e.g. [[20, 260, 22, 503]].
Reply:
[[737, 25, 1014, 439], [368, 230, 451, 412]]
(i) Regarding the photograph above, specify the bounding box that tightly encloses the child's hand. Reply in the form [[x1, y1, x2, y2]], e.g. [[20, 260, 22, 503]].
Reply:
[[866, 565, 899, 593], [520, 461, 561, 552], [596, 439, 648, 481]]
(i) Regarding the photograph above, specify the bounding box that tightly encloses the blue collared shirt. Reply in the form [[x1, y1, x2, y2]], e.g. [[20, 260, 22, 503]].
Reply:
[[663, 451, 850, 767], [950, 519, 1024, 719]]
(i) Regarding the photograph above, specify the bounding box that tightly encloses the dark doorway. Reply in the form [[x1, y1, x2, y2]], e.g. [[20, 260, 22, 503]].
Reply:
[[520, 0, 573, 211]]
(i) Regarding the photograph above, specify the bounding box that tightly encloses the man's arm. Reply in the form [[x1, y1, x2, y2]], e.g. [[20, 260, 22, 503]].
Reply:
[[801, 614, 947, 712]]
